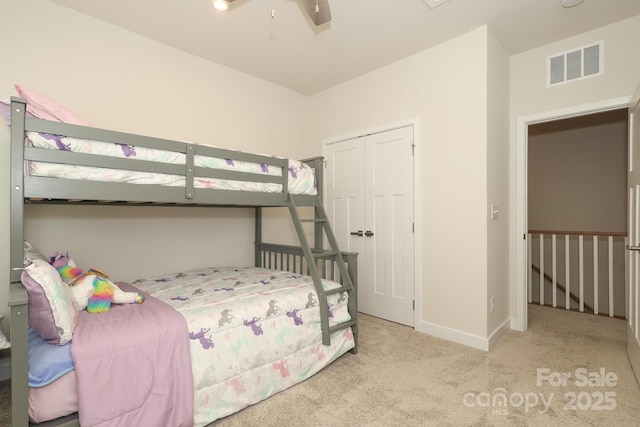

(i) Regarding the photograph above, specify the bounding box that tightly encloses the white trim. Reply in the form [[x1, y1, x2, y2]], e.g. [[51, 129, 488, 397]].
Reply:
[[416, 319, 491, 351], [488, 318, 512, 350], [632, 86, 640, 107], [322, 118, 419, 146], [416, 316, 508, 352], [413, 120, 423, 331], [322, 117, 421, 329], [515, 96, 632, 332]]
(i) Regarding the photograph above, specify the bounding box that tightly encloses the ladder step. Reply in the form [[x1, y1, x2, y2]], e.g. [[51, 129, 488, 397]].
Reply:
[[300, 218, 327, 223], [329, 319, 357, 334], [312, 251, 338, 259], [326, 286, 351, 296]]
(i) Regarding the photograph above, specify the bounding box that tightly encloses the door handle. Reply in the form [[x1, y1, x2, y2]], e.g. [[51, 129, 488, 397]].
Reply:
[[627, 245, 640, 251], [350, 230, 363, 237], [365, 230, 374, 237]]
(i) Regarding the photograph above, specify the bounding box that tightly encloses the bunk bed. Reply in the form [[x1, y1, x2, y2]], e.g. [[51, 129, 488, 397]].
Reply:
[[6, 97, 358, 427]]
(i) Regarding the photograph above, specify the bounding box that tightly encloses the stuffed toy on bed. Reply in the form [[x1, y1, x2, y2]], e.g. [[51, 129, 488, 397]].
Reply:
[[51, 252, 144, 313]]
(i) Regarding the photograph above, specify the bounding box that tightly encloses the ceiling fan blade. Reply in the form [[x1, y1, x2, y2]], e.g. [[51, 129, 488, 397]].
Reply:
[[301, 0, 331, 26]]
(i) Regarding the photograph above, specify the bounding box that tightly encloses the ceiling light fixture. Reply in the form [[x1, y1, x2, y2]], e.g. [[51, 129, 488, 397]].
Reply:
[[212, 0, 232, 12], [423, 0, 451, 9], [561, 0, 584, 8]]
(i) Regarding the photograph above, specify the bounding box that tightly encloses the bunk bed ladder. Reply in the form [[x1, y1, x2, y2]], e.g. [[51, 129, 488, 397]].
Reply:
[[287, 196, 357, 347]]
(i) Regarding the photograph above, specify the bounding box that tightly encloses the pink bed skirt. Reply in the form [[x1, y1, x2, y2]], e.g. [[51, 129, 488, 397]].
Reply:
[[28, 371, 78, 423]]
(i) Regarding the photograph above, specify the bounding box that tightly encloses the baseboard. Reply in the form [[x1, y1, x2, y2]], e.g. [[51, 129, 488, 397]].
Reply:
[[0, 354, 10, 381], [487, 318, 511, 350], [416, 320, 491, 351], [416, 317, 512, 352]]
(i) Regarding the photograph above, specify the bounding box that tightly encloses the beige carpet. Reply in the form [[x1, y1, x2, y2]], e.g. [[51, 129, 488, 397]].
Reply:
[[0, 378, 8, 427], [211, 305, 640, 427], [2, 305, 639, 426]]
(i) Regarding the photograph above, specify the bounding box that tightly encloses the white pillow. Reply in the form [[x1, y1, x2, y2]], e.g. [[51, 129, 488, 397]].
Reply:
[[24, 240, 49, 265]]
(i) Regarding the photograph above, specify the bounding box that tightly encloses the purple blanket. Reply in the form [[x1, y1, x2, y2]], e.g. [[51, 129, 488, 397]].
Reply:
[[71, 283, 194, 427]]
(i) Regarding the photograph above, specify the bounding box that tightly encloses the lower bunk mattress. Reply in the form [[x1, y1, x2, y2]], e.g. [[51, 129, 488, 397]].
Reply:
[[28, 266, 355, 426]]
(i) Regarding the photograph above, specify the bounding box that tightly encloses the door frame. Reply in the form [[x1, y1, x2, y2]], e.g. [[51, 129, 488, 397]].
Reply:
[[515, 96, 631, 332], [627, 86, 640, 383], [322, 117, 421, 328]]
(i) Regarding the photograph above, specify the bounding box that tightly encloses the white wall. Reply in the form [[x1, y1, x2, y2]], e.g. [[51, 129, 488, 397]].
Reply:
[[509, 15, 640, 323], [309, 26, 500, 348], [0, 1, 310, 329]]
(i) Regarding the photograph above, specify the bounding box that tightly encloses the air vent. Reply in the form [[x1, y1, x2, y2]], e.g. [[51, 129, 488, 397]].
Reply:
[[547, 41, 603, 87]]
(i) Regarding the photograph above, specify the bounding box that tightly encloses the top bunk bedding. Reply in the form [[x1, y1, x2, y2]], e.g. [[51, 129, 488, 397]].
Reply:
[[9, 97, 319, 206], [26, 131, 317, 195]]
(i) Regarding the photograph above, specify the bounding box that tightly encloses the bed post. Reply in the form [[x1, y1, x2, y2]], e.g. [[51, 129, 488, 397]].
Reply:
[[301, 157, 325, 250], [343, 252, 358, 353], [9, 97, 29, 426], [255, 207, 262, 267]]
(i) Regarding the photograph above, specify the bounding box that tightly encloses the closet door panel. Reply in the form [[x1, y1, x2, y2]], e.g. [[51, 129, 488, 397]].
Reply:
[[365, 127, 415, 326], [325, 137, 366, 312]]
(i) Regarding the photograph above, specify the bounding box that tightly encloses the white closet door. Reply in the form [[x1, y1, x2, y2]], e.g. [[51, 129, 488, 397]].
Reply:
[[325, 136, 366, 312], [325, 126, 414, 326], [364, 127, 414, 326]]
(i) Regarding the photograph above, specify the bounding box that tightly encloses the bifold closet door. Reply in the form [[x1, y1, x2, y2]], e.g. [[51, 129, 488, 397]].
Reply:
[[326, 126, 415, 326]]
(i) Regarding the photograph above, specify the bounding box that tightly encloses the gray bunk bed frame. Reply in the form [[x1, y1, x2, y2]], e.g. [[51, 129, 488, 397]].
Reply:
[[7, 97, 358, 427]]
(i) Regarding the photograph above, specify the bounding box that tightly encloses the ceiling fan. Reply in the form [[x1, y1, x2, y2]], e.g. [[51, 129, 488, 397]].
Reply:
[[212, 0, 331, 26]]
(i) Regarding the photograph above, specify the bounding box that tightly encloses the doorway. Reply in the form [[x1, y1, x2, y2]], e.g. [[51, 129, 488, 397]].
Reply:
[[515, 96, 632, 331], [527, 109, 628, 317]]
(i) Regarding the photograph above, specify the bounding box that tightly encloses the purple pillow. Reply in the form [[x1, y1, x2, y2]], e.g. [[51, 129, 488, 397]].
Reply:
[[21, 270, 60, 344], [21, 259, 78, 345]]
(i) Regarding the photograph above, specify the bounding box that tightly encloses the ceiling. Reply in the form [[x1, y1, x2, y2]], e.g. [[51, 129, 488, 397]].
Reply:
[[49, 0, 640, 95]]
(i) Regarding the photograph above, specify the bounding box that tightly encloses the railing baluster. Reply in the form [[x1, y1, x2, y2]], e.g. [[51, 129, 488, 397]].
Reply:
[[579, 234, 584, 312], [593, 235, 598, 315], [552, 234, 557, 308], [565, 234, 570, 310], [540, 233, 545, 306], [627, 235, 631, 320], [636, 188, 640, 333], [528, 233, 532, 304], [528, 229, 625, 318], [609, 236, 614, 317]]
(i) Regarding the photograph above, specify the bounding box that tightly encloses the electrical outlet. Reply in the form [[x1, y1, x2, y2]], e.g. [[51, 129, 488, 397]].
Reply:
[[490, 296, 495, 313]]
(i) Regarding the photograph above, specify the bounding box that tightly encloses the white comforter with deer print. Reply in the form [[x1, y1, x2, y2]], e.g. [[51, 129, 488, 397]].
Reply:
[[131, 266, 354, 427]]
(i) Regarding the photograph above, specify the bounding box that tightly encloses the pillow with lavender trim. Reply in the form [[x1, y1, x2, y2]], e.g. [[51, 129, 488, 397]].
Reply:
[[21, 259, 79, 345]]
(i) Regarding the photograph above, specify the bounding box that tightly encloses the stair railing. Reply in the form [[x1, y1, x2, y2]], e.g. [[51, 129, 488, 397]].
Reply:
[[528, 229, 627, 318]]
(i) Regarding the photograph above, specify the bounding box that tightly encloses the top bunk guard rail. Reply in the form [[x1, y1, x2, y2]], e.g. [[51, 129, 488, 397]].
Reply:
[[9, 97, 324, 207]]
